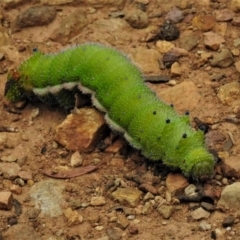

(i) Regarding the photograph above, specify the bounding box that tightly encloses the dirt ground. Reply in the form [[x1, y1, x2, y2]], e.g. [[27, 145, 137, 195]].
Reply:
[[1, 0, 240, 239]]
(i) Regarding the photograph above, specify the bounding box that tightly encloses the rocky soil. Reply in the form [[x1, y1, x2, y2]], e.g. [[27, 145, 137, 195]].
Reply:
[[1, 0, 240, 239]]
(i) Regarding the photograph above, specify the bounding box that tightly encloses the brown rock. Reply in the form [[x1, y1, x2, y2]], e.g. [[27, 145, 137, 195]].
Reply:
[[170, 62, 182, 77], [215, 9, 234, 22], [166, 173, 189, 195], [111, 187, 143, 207], [117, 212, 129, 229], [0, 162, 21, 179], [232, 16, 240, 26], [192, 15, 215, 31], [217, 81, 240, 106], [50, 9, 88, 45], [63, 207, 83, 226], [90, 196, 106, 206], [0, 191, 13, 210], [18, 170, 32, 180], [139, 183, 158, 195], [230, 0, 240, 13], [221, 155, 240, 178], [55, 108, 106, 152], [155, 81, 201, 113], [12, 6, 56, 33], [125, 9, 148, 29], [235, 61, 240, 72], [179, 32, 199, 51], [70, 151, 83, 167], [203, 32, 225, 51]]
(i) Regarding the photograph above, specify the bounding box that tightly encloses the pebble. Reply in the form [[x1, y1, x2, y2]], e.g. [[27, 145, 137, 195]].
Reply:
[[63, 207, 83, 226], [192, 15, 215, 31], [139, 183, 157, 195], [215, 9, 234, 22], [111, 187, 143, 207], [170, 62, 182, 77], [156, 40, 175, 53], [128, 223, 139, 235], [141, 201, 153, 215], [117, 213, 129, 229], [203, 31, 225, 51], [166, 173, 189, 195], [11, 6, 57, 32], [90, 196, 106, 206], [95, 226, 104, 231], [232, 16, 240, 26], [230, 0, 240, 12], [125, 9, 148, 29], [0, 162, 21, 179], [30, 180, 65, 217], [50, 9, 88, 45], [200, 202, 215, 212], [9, 184, 22, 195], [217, 81, 240, 105], [184, 184, 197, 196], [165, 7, 184, 23], [157, 205, 175, 219], [222, 215, 235, 228], [143, 192, 155, 201], [55, 108, 105, 151], [199, 221, 212, 231], [221, 154, 240, 178], [191, 207, 210, 220], [18, 170, 32, 180], [70, 151, 83, 167], [7, 216, 18, 226], [0, 191, 13, 210], [179, 32, 199, 51], [107, 227, 123, 240], [210, 48, 234, 68]]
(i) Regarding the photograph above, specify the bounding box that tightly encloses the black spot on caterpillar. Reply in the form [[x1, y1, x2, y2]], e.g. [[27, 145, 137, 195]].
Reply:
[[4, 43, 214, 178]]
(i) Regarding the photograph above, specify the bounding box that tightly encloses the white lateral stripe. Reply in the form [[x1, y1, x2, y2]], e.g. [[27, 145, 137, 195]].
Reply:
[[33, 82, 79, 95]]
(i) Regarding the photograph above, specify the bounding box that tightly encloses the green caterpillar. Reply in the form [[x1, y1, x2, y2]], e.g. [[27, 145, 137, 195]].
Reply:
[[4, 43, 214, 178]]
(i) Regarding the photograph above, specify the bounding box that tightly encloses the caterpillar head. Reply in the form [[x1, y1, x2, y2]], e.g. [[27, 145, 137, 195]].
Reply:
[[185, 148, 214, 179], [4, 69, 26, 104]]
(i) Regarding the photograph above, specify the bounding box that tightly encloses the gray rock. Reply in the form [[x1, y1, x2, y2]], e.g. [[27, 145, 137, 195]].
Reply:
[[165, 7, 184, 23], [218, 182, 240, 210], [222, 215, 235, 227], [29, 180, 65, 217]]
